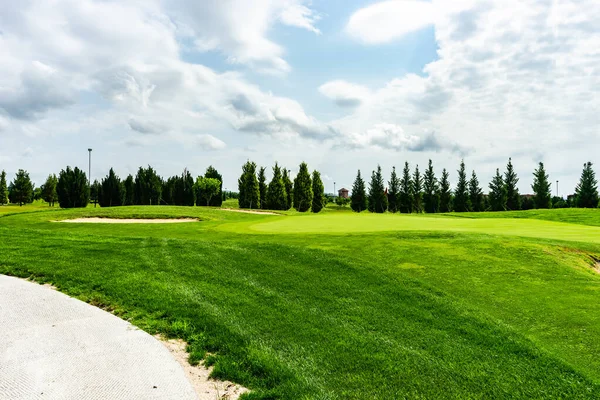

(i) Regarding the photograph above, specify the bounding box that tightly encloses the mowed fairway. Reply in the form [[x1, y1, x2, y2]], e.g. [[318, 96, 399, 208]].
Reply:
[[1, 206, 600, 399]]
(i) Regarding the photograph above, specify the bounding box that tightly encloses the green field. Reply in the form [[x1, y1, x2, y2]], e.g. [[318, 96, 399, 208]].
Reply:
[[1, 205, 600, 399]]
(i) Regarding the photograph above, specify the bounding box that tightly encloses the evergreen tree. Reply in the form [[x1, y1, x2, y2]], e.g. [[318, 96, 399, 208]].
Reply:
[[438, 169, 452, 212], [179, 168, 195, 206], [488, 168, 507, 211], [41, 174, 58, 207], [10, 169, 34, 206], [0, 170, 8, 205], [350, 170, 367, 213], [412, 165, 423, 213], [123, 174, 135, 206], [90, 180, 100, 207], [258, 166, 267, 209], [311, 170, 325, 213], [57, 166, 89, 208], [504, 158, 521, 210], [468, 170, 484, 212], [293, 162, 313, 212], [423, 160, 439, 213], [454, 160, 470, 212], [387, 167, 400, 213], [368, 165, 387, 213], [266, 163, 287, 210], [204, 166, 223, 206], [282, 168, 293, 210], [575, 162, 599, 208], [134, 166, 162, 205], [99, 168, 124, 207], [532, 162, 552, 209], [238, 161, 260, 209], [399, 162, 413, 213]]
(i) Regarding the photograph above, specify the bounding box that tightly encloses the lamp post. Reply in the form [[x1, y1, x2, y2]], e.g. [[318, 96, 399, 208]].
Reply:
[[334, 181, 336, 197], [556, 180, 559, 198], [88, 148, 92, 184]]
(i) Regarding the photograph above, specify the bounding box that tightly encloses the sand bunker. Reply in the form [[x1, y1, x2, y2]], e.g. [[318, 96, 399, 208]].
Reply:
[[59, 218, 198, 224], [219, 208, 280, 215]]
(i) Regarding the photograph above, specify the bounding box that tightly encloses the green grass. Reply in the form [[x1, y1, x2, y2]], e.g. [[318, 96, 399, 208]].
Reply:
[[1, 206, 600, 398]]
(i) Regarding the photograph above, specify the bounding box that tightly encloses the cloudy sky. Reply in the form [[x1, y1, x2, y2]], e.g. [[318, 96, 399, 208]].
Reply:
[[1, 0, 598, 196]]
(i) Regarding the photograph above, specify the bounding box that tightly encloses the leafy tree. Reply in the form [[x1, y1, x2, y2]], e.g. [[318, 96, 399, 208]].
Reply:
[[282, 168, 293, 210], [488, 168, 507, 211], [311, 170, 326, 213], [532, 162, 551, 209], [123, 174, 135, 206], [350, 170, 367, 213], [504, 158, 521, 210], [412, 165, 423, 213], [33, 186, 42, 201], [454, 160, 470, 212], [134, 166, 162, 205], [335, 197, 350, 207], [266, 163, 288, 210], [42, 174, 58, 206], [195, 177, 221, 206], [0, 170, 8, 205], [57, 166, 89, 208], [238, 161, 260, 209], [575, 162, 599, 208], [204, 166, 223, 207], [99, 168, 124, 207], [399, 162, 413, 213], [258, 167, 267, 209], [293, 162, 313, 212], [90, 180, 100, 207], [468, 171, 484, 212], [10, 169, 34, 206], [387, 166, 400, 213], [423, 160, 439, 213], [368, 165, 387, 213], [521, 195, 535, 210], [438, 168, 452, 212]]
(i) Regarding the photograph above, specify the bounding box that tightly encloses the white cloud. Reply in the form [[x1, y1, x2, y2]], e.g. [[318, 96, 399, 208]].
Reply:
[[196, 134, 226, 151], [318, 80, 371, 108]]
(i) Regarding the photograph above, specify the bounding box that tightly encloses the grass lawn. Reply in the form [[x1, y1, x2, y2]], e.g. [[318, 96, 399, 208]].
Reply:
[[1, 205, 600, 398]]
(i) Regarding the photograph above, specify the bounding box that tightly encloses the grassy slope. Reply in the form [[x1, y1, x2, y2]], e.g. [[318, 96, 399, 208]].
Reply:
[[1, 206, 600, 398], [443, 208, 600, 227]]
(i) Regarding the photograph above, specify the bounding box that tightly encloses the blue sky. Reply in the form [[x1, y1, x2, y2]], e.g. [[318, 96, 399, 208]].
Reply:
[[1, 0, 599, 196]]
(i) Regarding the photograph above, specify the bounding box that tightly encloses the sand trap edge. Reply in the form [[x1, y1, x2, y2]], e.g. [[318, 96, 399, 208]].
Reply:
[[57, 218, 199, 224]]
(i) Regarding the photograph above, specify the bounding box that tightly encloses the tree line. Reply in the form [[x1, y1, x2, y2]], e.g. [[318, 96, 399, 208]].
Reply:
[[349, 159, 599, 213], [237, 161, 325, 213]]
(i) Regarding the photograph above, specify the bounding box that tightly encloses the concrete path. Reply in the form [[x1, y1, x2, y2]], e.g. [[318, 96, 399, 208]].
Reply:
[[0, 275, 198, 400]]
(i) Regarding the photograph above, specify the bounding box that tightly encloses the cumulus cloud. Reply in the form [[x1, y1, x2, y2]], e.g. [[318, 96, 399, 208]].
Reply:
[[318, 80, 371, 108], [196, 134, 226, 151], [128, 118, 165, 135]]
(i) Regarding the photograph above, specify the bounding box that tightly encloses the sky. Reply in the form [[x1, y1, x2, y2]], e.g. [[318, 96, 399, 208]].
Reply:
[[1, 0, 599, 197]]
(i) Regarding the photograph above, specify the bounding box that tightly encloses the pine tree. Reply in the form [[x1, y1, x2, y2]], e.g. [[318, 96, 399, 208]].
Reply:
[[90, 180, 100, 207], [123, 175, 135, 206], [293, 162, 313, 212], [258, 166, 267, 209], [311, 170, 325, 213], [134, 166, 162, 205], [57, 166, 89, 208], [0, 170, 8, 205], [532, 162, 552, 209], [399, 162, 413, 213], [99, 168, 124, 207], [41, 174, 58, 207], [282, 168, 293, 210], [368, 165, 387, 213], [411, 165, 423, 213], [204, 166, 223, 207], [575, 162, 599, 208], [238, 161, 260, 209], [438, 168, 452, 212], [489, 168, 507, 211], [504, 158, 521, 210], [350, 170, 367, 213], [453, 160, 470, 212], [423, 160, 439, 213], [468, 170, 484, 212], [387, 167, 400, 213], [266, 163, 287, 210], [10, 169, 34, 206]]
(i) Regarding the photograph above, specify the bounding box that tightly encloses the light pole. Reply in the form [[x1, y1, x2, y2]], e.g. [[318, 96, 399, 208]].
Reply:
[[334, 181, 336, 197], [556, 180, 559, 198], [88, 149, 92, 184]]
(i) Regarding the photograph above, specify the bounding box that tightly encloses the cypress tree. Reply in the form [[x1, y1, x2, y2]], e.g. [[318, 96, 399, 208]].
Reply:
[[0, 170, 8, 205], [438, 168, 452, 212], [90, 180, 100, 207], [423, 160, 439, 213], [238, 161, 260, 209], [282, 168, 293, 210], [368, 165, 387, 213], [41, 174, 58, 207], [134, 166, 162, 205], [266, 163, 287, 210], [99, 168, 124, 207], [258, 167, 268, 209], [412, 165, 423, 213], [293, 162, 313, 212], [388, 167, 400, 213], [350, 170, 367, 213], [454, 160, 470, 212], [204, 166, 223, 206], [468, 170, 484, 212], [123, 174, 135, 206], [10, 169, 34, 206], [575, 162, 599, 208], [181, 168, 195, 206], [504, 158, 521, 210], [532, 162, 552, 209], [399, 162, 413, 213], [57, 166, 89, 208], [489, 168, 507, 211], [311, 170, 325, 213]]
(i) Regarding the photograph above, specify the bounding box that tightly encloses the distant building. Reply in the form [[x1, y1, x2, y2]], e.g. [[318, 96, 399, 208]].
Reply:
[[338, 188, 349, 199]]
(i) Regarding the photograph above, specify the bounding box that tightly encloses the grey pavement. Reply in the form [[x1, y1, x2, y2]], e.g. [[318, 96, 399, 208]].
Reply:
[[0, 275, 198, 400]]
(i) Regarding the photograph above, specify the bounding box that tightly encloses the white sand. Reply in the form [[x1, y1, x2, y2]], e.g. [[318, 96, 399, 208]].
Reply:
[[58, 218, 198, 224], [219, 208, 280, 215]]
